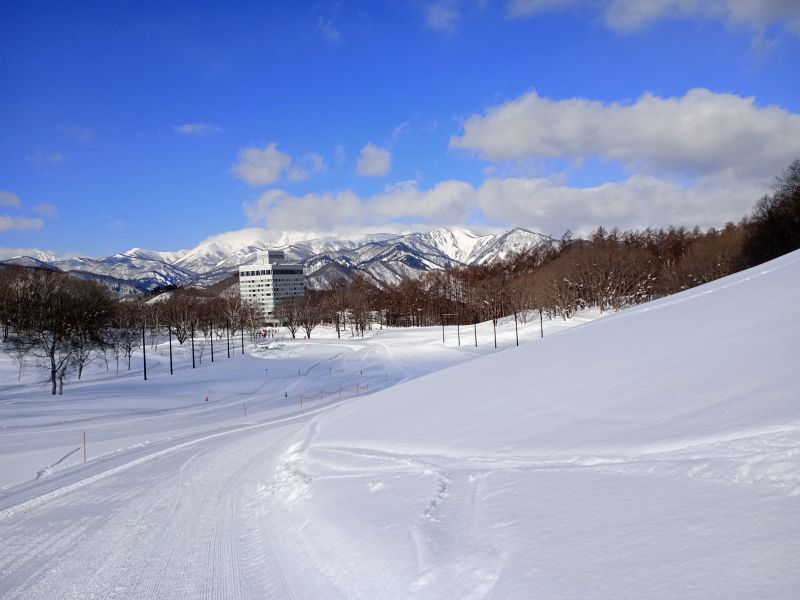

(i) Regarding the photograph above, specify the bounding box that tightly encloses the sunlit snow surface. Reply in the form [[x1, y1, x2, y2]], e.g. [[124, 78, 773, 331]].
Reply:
[[1, 251, 799, 598]]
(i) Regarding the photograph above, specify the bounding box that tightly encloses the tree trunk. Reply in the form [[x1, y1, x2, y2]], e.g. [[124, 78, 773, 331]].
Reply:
[[49, 342, 58, 396]]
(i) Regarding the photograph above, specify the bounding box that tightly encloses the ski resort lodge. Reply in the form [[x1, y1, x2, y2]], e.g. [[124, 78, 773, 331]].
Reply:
[[238, 250, 305, 322]]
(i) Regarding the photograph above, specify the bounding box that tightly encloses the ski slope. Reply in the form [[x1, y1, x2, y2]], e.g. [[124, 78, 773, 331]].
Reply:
[[1, 250, 799, 598], [270, 251, 800, 598]]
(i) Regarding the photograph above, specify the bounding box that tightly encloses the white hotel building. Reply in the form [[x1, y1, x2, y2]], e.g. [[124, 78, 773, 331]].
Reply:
[[238, 250, 305, 322]]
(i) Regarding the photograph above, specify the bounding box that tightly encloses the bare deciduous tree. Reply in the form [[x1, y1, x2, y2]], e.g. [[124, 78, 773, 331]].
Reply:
[[273, 297, 301, 339], [299, 292, 322, 338]]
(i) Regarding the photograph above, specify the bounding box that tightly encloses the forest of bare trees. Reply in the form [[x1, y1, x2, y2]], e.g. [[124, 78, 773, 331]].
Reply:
[[0, 270, 263, 395], [2, 159, 798, 395]]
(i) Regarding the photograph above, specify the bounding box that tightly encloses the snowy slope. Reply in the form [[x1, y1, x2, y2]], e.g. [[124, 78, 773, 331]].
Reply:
[[416, 227, 487, 263], [268, 250, 800, 598], [51, 252, 197, 290], [1, 252, 798, 598], [0, 256, 58, 270], [466, 227, 552, 264]]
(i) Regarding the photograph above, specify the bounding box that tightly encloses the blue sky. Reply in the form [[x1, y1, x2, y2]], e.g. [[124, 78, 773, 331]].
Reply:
[[1, 0, 799, 256]]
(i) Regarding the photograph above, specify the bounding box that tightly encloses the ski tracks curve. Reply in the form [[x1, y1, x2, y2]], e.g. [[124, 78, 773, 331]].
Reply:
[[0, 420, 308, 599]]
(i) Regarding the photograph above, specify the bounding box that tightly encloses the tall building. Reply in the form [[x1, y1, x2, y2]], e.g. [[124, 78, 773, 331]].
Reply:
[[238, 250, 305, 322]]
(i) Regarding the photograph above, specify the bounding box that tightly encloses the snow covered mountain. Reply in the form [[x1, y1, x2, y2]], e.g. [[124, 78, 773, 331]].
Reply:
[[1, 227, 553, 292]]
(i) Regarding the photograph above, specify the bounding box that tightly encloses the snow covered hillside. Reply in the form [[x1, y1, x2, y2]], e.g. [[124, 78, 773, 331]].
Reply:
[[0, 250, 797, 599], [268, 250, 800, 598]]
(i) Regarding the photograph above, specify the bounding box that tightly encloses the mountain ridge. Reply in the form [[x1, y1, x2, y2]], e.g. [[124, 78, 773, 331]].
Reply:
[[1, 226, 554, 293]]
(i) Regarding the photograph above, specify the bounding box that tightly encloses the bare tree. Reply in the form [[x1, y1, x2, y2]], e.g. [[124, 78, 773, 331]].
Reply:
[[0, 267, 25, 343], [70, 281, 115, 380], [273, 297, 301, 339], [161, 292, 194, 344], [348, 274, 377, 336], [299, 292, 322, 338], [240, 299, 264, 341], [7, 270, 113, 394], [320, 280, 348, 338], [115, 302, 143, 371], [221, 292, 244, 340]]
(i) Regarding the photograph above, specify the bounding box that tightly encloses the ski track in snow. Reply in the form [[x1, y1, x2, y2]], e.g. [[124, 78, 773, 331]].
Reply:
[[0, 423, 303, 599], [284, 424, 800, 502]]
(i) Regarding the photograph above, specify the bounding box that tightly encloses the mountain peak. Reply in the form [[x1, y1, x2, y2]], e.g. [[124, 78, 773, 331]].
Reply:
[[420, 227, 488, 263]]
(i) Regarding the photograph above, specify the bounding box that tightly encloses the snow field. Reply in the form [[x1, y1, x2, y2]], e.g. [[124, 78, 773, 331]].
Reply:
[[265, 251, 800, 598], [0, 306, 600, 598], [0, 308, 591, 491], [1, 253, 797, 598]]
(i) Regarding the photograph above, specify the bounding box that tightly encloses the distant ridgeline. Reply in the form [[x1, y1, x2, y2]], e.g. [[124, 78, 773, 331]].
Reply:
[[0, 227, 555, 294]]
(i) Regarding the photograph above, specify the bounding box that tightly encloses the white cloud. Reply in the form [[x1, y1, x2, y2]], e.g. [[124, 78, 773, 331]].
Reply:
[[245, 189, 361, 232], [357, 143, 392, 177], [474, 172, 764, 235], [603, 0, 800, 33], [0, 216, 43, 233], [173, 122, 223, 136], [507, 0, 577, 18], [33, 203, 58, 218], [424, 0, 462, 32], [233, 144, 328, 186], [506, 0, 800, 34], [451, 88, 800, 179], [243, 180, 474, 232], [232, 143, 294, 186], [0, 191, 20, 208], [242, 169, 764, 237]]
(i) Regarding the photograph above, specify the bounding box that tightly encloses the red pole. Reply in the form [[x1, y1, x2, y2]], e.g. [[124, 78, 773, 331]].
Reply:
[[83, 431, 87, 463]]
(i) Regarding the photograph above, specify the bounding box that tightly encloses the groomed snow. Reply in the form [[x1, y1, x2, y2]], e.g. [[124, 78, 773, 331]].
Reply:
[[1, 250, 798, 598]]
